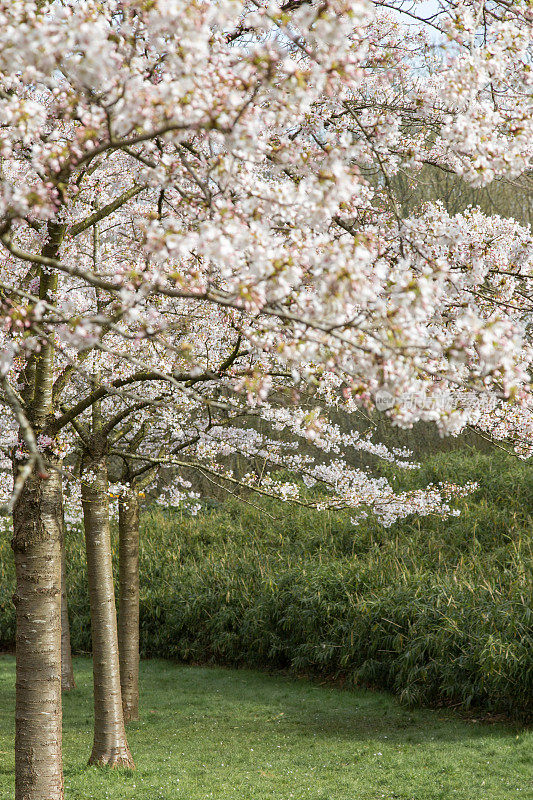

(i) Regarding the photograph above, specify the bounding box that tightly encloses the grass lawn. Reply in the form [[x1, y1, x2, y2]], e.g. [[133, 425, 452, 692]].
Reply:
[[0, 656, 531, 800]]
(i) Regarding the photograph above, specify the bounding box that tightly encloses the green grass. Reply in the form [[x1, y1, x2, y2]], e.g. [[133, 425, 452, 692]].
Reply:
[[0, 656, 531, 800]]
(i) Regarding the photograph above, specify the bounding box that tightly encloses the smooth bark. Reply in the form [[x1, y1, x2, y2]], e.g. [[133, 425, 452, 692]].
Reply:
[[118, 489, 140, 724], [12, 465, 64, 800], [81, 451, 134, 768], [60, 531, 76, 692], [12, 222, 66, 800]]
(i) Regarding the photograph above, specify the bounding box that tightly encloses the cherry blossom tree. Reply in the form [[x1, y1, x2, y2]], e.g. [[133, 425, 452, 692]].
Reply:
[[0, 1, 531, 798]]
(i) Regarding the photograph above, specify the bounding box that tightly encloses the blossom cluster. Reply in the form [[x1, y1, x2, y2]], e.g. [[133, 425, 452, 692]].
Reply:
[[0, 0, 530, 522]]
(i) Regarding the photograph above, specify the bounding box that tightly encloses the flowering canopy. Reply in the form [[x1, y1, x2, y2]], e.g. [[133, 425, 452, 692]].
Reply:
[[0, 0, 531, 517]]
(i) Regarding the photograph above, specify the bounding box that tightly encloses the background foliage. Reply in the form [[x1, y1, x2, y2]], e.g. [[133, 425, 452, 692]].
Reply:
[[0, 450, 531, 718]]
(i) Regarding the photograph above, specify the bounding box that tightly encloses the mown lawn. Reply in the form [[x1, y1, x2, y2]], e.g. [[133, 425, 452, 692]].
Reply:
[[0, 655, 531, 800]]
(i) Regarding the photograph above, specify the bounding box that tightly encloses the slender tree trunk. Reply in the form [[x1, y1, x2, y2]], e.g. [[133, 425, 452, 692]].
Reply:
[[10, 220, 66, 798], [81, 451, 134, 768], [12, 464, 64, 800], [118, 488, 140, 724], [60, 528, 76, 692]]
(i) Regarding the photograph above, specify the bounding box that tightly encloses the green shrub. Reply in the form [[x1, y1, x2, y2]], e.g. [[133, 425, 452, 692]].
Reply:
[[0, 450, 531, 718]]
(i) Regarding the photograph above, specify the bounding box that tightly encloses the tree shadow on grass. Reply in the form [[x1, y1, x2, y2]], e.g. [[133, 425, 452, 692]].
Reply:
[[0, 655, 527, 756], [133, 659, 528, 746]]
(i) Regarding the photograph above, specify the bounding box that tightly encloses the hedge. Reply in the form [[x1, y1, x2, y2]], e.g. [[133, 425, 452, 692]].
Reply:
[[0, 450, 531, 718]]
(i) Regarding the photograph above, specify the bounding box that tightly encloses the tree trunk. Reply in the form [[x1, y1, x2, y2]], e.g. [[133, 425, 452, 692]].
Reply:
[[12, 465, 64, 800], [60, 527, 76, 692], [81, 452, 134, 768], [118, 489, 140, 724]]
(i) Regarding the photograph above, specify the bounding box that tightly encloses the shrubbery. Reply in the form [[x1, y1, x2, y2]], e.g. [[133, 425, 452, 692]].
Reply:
[[0, 450, 531, 717]]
